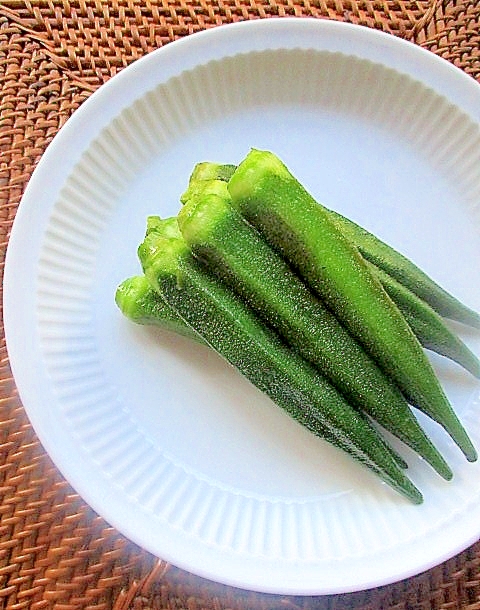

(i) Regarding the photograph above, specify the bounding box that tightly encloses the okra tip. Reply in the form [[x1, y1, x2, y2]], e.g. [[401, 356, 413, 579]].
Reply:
[[408, 486, 424, 505], [447, 421, 477, 462], [390, 474, 423, 505], [464, 441, 478, 463]]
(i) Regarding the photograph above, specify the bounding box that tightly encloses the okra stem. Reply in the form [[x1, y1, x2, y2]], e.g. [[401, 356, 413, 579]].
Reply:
[[115, 275, 205, 343]]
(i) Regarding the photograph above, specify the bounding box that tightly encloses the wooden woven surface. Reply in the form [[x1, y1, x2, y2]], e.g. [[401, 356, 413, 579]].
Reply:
[[1, 1, 480, 608]]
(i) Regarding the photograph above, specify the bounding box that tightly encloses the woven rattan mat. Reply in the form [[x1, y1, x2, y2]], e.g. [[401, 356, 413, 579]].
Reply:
[[1, 1, 480, 608]]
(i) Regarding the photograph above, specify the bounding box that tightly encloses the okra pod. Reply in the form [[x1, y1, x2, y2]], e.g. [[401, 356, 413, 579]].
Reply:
[[137, 227, 423, 503], [227, 149, 476, 462], [372, 264, 480, 378], [185, 162, 480, 375], [178, 180, 453, 479], [115, 270, 409, 471], [327, 208, 480, 329], [115, 274, 204, 342], [186, 160, 480, 330]]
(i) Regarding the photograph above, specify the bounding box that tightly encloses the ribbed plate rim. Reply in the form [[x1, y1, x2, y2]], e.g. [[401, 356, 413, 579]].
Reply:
[[4, 18, 480, 595]]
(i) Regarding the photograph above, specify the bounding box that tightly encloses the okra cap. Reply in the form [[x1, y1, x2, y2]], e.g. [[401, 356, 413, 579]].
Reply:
[[178, 180, 232, 248]]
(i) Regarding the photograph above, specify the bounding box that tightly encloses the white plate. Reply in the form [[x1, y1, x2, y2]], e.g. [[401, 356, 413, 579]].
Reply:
[[4, 18, 480, 595]]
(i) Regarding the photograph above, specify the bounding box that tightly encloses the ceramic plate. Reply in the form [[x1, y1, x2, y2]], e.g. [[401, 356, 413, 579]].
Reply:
[[4, 18, 480, 595]]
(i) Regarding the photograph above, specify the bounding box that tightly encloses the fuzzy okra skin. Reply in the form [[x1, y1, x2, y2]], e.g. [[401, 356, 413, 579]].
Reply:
[[327, 208, 480, 329], [178, 180, 453, 480], [227, 149, 477, 462], [185, 162, 480, 375], [115, 270, 409, 471], [185, 163, 480, 380], [137, 229, 422, 503], [187, 160, 480, 330], [115, 275, 205, 343], [372, 264, 480, 379]]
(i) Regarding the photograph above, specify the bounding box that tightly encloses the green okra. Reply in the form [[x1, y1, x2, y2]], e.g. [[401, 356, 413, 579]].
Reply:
[[185, 161, 480, 378], [115, 269, 409, 471], [178, 180, 453, 480], [185, 162, 480, 368], [227, 149, 477, 462], [115, 274, 205, 342], [327, 208, 480, 329], [137, 225, 423, 503], [372, 264, 480, 379], [180, 162, 237, 203], [185, 160, 480, 330]]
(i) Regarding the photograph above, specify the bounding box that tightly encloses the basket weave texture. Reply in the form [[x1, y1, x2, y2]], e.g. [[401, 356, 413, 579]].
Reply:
[[1, 1, 480, 609]]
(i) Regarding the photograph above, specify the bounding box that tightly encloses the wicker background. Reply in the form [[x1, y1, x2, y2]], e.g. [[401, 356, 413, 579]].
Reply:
[[1, 1, 480, 608]]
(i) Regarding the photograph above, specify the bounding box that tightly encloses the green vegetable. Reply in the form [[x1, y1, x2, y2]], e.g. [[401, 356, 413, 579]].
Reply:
[[372, 264, 480, 379], [178, 179, 453, 479], [145, 215, 180, 237], [183, 161, 480, 375], [137, 224, 423, 503], [115, 274, 204, 342], [185, 160, 480, 331], [327, 208, 480, 329], [115, 270, 409, 471], [227, 149, 477, 462], [180, 161, 237, 203]]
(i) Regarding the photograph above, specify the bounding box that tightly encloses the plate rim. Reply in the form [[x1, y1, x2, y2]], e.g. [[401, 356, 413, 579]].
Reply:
[[4, 17, 480, 595]]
